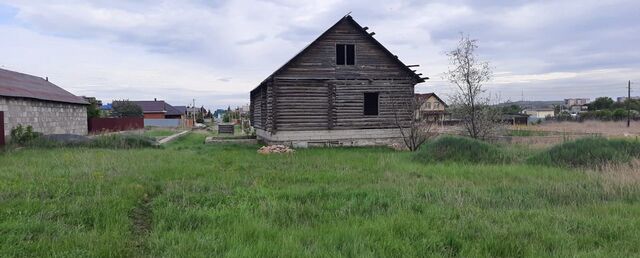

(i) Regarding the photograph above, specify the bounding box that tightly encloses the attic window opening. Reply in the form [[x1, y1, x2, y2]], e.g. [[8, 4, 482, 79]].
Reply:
[[336, 44, 355, 65], [363, 92, 379, 116]]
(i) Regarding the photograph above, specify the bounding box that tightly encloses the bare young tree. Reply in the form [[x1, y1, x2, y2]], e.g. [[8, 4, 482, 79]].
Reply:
[[445, 34, 501, 140], [393, 95, 436, 151]]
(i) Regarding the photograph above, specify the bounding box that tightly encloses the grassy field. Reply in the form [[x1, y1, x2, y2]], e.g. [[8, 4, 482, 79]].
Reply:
[[143, 129, 181, 138], [1, 133, 640, 257]]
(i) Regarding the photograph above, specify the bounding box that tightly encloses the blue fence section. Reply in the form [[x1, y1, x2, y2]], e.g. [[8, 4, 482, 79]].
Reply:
[[144, 119, 181, 127]]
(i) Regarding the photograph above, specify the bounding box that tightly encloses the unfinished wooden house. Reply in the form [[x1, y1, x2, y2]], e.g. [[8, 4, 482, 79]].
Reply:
[[249, 15, 427, 147]]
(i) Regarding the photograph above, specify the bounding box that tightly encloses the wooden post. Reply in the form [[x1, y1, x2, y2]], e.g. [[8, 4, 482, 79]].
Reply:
[[628, 80, 632, 128]]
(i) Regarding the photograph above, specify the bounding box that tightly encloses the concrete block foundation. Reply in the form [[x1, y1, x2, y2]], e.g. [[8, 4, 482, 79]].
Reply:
[[256, 128, 405, 147]]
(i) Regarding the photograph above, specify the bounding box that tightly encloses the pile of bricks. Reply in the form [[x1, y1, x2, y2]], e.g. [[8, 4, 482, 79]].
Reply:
[[257, 145, 295, 154]]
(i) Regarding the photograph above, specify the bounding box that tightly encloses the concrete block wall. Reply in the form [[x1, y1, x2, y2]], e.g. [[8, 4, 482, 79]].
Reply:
[[256, 128, 405, 147], [0, 97, 88, 139]]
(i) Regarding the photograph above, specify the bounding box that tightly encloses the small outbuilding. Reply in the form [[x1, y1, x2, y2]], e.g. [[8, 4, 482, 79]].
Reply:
[[0, 68, 88, 143], [249, 15, 427, 147]]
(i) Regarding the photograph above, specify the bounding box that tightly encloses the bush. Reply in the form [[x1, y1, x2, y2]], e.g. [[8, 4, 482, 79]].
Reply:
[[414, 136, 511, 164], [10, 125, 41, 145], [612, 108, 627, 121], [528, 137, 640, 169]]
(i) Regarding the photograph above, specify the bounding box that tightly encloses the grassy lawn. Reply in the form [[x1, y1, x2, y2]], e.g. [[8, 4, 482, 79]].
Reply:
[[1, 133, 640, 257], [143, 129, 180, 138]]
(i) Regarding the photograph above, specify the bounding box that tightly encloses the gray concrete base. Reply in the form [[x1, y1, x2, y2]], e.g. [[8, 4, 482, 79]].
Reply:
[[205, 137, 258, 145], [256, 128, 404, 148]]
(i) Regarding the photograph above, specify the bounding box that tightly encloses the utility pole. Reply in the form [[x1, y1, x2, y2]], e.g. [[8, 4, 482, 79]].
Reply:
[[628, 80, 632, 128], [192, 98, 196, 125]]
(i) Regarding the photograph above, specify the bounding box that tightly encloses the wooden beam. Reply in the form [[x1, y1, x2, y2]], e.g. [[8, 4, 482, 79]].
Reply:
[[406, 64, 420, 67], [369, 32, 376, 36]]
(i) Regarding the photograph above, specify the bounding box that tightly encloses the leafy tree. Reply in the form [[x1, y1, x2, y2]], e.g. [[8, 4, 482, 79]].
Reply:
[[595, 110, 613, 121], [86, 98, 101, 119], [588, 97, 614, 111], [112, 100, 143, 118], [501, 104, 523, 115], [612, 108, 627, 121]]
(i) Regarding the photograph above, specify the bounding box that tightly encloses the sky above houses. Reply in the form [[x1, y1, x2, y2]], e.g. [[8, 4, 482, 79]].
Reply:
[[0, 0, 638, 109]]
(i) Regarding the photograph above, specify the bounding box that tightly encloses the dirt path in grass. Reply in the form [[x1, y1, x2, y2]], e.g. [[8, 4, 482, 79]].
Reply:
[[129, 190, 157, 256]]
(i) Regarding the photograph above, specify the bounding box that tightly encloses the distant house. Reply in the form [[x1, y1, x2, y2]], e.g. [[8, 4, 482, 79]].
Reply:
[[249, 15, 426, 147], [564, 98, 590, 107], [120, 99, 190, 127], [617, 96, 640, 103], [173, 106, 188, 118], [523, 109, 555, 119], [124, 99, 186, 119], [0, 68, 88, 143], [416, 93, 448, 122]]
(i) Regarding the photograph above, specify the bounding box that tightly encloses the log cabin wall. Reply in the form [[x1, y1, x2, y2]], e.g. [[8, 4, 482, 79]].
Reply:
[[250, 15, 422, 135]]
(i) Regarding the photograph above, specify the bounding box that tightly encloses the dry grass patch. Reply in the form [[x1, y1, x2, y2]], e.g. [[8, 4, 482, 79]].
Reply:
[[521, 121, 640, 137]]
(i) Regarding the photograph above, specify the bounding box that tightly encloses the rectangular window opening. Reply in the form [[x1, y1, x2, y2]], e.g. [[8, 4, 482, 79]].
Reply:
[[364, 92, 379, 116], [336, 44, 355, 66]]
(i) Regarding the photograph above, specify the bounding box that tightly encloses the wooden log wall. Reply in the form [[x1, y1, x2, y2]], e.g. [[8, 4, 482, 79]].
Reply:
[[250, 17, 419, 133], [273, 79, 329, 131]]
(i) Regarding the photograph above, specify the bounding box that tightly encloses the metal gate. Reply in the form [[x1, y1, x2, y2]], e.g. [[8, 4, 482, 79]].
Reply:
[[0, 111, 4, 146]]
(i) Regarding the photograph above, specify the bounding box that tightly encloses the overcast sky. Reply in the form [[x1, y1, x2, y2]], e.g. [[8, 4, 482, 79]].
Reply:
[[0, 0, 639, 109]]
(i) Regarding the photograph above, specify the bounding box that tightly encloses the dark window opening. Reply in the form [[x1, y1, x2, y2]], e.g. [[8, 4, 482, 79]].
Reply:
[[346, 45, 355, 65], [336, 44, 355, 65], [364, 92, 379, 116]]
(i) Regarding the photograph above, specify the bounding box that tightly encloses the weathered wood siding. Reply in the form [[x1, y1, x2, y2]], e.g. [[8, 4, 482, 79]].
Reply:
[[275, 79, 329, 131], [331, 79, 413, 130], [250, 16, 419, 133], [278, 20, 413, 81]]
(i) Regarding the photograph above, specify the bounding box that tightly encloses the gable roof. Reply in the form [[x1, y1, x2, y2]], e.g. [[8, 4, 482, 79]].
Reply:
[[416, 93, 448, 108], [173, 105, 187, 114], [252, 15, 426, 93], [165, 103, 185, 116], [129, 101, 167, 113], [0, 68, 88, 105]]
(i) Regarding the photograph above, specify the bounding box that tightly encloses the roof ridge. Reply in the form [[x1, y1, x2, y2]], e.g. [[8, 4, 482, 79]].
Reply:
[[0, 67, 48, 81], [250, 15, 425, 93]]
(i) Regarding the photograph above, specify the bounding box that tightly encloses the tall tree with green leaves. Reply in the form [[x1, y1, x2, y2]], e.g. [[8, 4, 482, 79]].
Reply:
[[112, 100, 143, 118]]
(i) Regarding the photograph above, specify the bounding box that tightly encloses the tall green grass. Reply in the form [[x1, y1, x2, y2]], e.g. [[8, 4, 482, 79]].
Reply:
[[1, 133, 640, 256], [415, 136, 512, 164], [22, 134, 158, 149], [528, 137, 640, 168]]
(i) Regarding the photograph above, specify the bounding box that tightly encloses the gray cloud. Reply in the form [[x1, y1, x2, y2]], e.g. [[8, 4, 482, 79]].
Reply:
[[0, 0, 638, 109]]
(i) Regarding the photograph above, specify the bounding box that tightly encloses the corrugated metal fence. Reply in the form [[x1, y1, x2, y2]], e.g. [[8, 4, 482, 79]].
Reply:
[[88, 117, 144, 134]]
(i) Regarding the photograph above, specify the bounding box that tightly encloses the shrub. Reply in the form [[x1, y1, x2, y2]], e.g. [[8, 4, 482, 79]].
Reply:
[[10, 124, 41, 145], [528, 137, 640, 169], [612, 108, 628, 121], [414, 136, 510, 164]]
